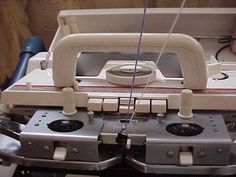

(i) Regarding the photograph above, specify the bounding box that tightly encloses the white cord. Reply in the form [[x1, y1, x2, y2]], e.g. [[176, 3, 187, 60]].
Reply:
[[130, 0, 186, 121], [124, 0, 148, 130]]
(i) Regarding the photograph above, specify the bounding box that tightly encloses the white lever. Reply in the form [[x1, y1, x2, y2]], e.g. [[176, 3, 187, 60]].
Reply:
[[53, 147, 67, 161], [179, 151, 193, 166]]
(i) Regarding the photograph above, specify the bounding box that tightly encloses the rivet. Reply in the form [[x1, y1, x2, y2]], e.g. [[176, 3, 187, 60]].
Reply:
[[72, 147, 78, 154], [87, 111, 94, 118], [157, 113, 164, 118], [217, 148, 223, 153], [167, 151, 175, 158], [198, 151, 205, 159], [43, 145, 50, 152], [209, 117, 214, 122]]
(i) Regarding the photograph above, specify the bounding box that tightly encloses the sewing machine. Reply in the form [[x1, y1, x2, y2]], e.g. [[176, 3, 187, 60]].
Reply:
[[0, 8, 236, 176]]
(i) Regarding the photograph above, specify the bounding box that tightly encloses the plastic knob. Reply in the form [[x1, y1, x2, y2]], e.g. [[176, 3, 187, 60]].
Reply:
[[62, 87, 77, 116], [178, 89, 193, 119]]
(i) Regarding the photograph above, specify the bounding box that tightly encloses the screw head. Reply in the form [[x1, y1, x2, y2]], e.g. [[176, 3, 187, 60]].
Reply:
[[87, 111, 94, 118], [72, 147, 78, 154], [198, 151, 205, 159], [217, 148, 223, 153], [43, 145, 50, 152], [167, 151, 175, 158], [157, 113, 164, 117]]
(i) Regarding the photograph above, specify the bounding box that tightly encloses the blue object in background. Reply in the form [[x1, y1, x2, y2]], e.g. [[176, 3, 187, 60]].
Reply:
[[8, 36, 46, 86]]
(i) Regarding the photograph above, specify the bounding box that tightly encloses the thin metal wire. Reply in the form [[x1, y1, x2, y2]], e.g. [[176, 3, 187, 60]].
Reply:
[[130, 0, 186, 121], [124, 0, 148, 130]]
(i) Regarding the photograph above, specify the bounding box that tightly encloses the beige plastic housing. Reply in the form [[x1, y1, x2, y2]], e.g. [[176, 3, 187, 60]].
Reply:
[[52, 33, 207, 90], [50, 8, 236, 51]]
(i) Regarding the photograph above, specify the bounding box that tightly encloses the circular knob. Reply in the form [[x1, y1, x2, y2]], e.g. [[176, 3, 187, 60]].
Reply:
[[166, 123, 203, 136], [178, 89, 193, 119]]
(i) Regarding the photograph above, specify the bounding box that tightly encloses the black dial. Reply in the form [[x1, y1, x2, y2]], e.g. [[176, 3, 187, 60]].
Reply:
[[166, 123, 204, 136], [47, 119, 83, 132]]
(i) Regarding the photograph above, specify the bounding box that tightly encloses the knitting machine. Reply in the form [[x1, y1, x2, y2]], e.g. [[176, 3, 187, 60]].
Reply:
[[1, 8, 236, 176]]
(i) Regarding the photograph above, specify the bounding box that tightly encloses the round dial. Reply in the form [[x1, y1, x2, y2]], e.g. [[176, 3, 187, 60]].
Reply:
[[166, 123, 204, 136], [47, 119, 83, 132]]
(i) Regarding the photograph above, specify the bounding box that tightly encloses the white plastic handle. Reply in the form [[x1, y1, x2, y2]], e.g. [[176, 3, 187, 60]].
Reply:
[[52, 33, 207, 90]]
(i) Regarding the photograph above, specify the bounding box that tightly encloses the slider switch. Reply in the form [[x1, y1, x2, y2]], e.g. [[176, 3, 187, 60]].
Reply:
[[53, 147, 67, 161], [179, 151, 193, 166]]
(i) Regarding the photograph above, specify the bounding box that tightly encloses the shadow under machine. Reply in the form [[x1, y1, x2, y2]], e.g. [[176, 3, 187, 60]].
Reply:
[[1, 7, 236, 176]]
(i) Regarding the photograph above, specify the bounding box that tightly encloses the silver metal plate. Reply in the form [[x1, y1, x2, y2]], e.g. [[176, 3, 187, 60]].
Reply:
[[145, 112, 232, 165], [20, 109, 104, 161]]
